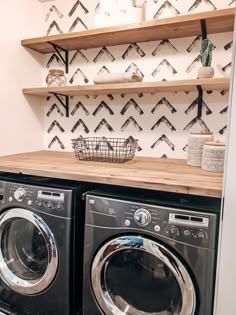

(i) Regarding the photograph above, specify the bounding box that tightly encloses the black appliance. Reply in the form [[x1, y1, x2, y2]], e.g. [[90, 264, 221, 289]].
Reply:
[[83, 192, 220, 315], [0, 174, 89, 315]]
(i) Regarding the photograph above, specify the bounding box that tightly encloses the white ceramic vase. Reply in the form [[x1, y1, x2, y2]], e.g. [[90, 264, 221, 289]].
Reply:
[[198, 66, 215, 79]]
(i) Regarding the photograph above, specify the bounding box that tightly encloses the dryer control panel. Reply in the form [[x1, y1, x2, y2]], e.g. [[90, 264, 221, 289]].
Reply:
[[86, 194, 218, 250]]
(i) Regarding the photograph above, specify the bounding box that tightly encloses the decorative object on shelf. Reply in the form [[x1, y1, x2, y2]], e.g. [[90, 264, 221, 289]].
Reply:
[[94, 0, 144, 28], [134, 0, 146, 8], [117, 0, 134, 11], [93, 71, 143, 84], [126, 6, 144, 23], [144, 0, 157, 20], [72, 136, 138, 163], [198, 39, 214, 79], [201, 141, 225, 173], [46, 69, 66, 87], [99, 0, 117, 14], [187, 131, 214, 167]]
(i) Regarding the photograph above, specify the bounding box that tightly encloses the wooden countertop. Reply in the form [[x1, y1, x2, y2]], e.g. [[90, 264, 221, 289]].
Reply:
[[0, 151, 223, 198]]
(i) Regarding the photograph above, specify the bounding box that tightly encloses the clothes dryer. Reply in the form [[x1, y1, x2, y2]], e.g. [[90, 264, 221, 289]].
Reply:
[[83, 192, 220, 315]]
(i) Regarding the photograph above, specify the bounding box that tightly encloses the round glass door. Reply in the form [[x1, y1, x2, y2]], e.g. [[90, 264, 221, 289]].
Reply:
[[0, 208, 58, 295], [92, 235, 196, 315]]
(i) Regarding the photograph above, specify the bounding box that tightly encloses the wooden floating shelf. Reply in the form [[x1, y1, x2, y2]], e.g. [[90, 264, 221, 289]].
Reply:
[[21, 8, 235, 54], [22, 78, 230, 97]]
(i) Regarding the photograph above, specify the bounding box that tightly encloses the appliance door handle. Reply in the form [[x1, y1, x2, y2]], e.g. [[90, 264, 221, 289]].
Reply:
[[91, 235, 196, 315], [0, 208, 58, 295]]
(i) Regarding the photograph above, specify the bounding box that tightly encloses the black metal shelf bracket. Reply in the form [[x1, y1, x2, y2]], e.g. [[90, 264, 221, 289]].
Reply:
[[200, 19, 207, 40], [197, 85, 203, 118], [48, 42, 69, 74], [50, 93, 69, 117]]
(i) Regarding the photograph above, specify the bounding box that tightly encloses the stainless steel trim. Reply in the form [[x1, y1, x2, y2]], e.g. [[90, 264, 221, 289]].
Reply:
[[0, 208, 58, 295], [169, 213, 209, 228], [91, 235, 196, 315], [37, 191, 65, 202]]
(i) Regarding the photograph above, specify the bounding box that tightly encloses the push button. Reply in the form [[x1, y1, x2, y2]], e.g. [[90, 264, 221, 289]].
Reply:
[[47, 201, 53, 208], [38, 201, 43, 207], [183, 230, 191, 238], [125, 220, 131, 226], [56, 203, 62, 210]]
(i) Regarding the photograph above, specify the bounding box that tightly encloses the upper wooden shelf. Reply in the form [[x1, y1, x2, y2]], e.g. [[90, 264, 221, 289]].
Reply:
[[21, 8, 235, 54], [22, 78, 230, 97]]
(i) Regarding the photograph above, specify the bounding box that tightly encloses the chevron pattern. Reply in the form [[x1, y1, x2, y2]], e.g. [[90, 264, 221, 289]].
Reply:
[[41, 0, 233, 158]]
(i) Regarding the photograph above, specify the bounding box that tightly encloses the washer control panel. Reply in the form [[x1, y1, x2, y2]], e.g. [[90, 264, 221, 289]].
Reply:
[[4, 182, 73, 218], [86, 195, 218, 249]]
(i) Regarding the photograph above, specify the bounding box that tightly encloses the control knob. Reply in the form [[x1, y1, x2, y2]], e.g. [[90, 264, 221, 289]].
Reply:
[[183, 230, 191, 238], [197, 231, 207, 239], [14, 188, 26, 202], [134, 209, 151, 226], [47, 201, 53, 208], [168, 226, 178, 237]]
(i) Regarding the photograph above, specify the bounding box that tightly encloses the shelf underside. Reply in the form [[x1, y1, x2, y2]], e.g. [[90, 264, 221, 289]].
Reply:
[[22, 78, 230, 97], [21, 8, 235, 53]]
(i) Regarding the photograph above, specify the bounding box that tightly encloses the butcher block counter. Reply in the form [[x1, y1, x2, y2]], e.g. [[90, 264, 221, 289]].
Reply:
[[0, 150, 223, 198]]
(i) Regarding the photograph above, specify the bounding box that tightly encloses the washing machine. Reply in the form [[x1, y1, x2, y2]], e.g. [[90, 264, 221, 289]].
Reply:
[[83, 191, 220, 315], [0, 175, 88, 315]]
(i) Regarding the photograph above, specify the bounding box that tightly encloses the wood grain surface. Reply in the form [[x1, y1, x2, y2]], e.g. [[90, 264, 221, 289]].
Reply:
[[22, 78, 230, 97], [0, 151, 223, 197], [21, 8, 235, 53]]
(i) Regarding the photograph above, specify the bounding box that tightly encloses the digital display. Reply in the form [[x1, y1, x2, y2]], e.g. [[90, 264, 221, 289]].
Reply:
[[42, 191, 52, 196], [52, 193, 60, 197], [37, 191, 65, 203], [169, 213, 209, 227], [175, 215, 189, 221], [191, 217, 203, 223]]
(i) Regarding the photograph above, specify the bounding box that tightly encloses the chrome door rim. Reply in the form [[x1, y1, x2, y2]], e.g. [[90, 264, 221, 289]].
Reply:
[[0, 208, 58, 295], [91, 235, 196, 315]]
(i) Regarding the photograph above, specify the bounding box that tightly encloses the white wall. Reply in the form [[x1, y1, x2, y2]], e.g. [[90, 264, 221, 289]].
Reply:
[[215, 16, 236, 314], [0, 0, 45, 156], [39, 0, 233, 156]]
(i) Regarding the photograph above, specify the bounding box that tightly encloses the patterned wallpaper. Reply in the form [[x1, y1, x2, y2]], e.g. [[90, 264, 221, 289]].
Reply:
[[41, 0, 234, 158]]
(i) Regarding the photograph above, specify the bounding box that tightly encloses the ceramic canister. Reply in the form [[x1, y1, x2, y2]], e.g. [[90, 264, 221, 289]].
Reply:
[[187, 131, 214, 167], [201, 141, 225, 173]]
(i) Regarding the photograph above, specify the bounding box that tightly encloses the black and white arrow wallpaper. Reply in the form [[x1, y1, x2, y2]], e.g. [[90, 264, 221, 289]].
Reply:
[[41, 0, 234, 158]]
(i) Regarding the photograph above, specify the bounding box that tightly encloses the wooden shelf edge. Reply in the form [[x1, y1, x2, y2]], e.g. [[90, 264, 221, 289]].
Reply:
[[22, 78, 230, 97], [21, 8, 235, 53]]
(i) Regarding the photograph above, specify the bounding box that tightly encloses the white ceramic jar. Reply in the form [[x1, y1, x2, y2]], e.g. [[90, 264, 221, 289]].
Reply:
[[187, 131, 214, 167], [201, 141, 225, 173]]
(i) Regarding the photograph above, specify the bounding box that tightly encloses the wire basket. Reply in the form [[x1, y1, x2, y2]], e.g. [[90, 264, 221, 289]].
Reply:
[[72, 136, 138, 163]]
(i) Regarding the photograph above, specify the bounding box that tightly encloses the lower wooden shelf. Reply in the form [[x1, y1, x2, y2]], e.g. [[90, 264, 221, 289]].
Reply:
[[22, 78, 230, 97], [0, 151, 223, 197]]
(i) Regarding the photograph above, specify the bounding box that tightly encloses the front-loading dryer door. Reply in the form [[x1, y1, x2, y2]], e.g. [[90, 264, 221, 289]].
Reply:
[[92, 235, 196, 315], [0, 208, 58, 295]]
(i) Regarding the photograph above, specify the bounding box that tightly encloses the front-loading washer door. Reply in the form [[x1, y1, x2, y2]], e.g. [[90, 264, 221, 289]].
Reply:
[[91, 235, 196, 315], [0, 208, 58, 295]]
